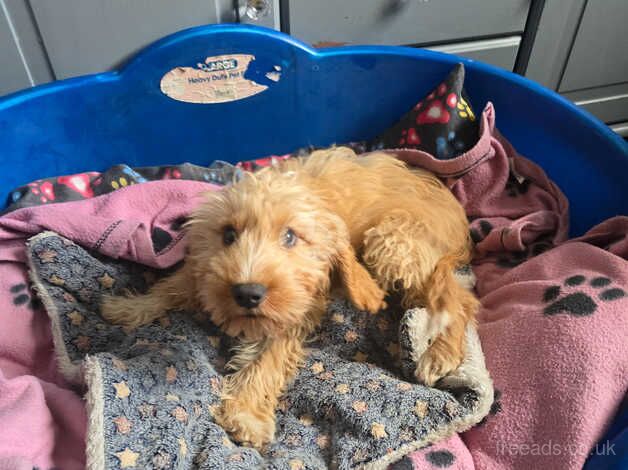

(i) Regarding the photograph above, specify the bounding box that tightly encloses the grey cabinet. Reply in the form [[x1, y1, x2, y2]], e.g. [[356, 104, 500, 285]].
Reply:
[[0, 10, 30, 95], [0, 0, 53, 95], [558, 0, 628, 93], [29, 0, 236, 79], [427, 36, 521, 73], [526, 0, 628, 133], [557, 0, 628, 133], [562, 83, 628, 126], [0, 0, 284, 92], [0, 0, 626, 134], [524, 0, 586, 90], [1, 0, 526, 91], [285, 0, 527, 72], [287, 0, 529, 47]]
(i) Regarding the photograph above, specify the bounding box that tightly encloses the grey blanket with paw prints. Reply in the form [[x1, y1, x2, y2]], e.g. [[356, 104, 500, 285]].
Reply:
[[27, 231, 492, 470]]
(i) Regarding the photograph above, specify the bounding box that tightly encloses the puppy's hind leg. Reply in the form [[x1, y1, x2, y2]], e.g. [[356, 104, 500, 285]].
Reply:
[[363, 217, 478, 385], [101, 264, 197, 329], [415, 253, 479, 385]]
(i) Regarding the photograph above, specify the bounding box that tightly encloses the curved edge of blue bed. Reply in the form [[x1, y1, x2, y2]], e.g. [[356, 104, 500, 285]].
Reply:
[[0, 24, 626, 234]]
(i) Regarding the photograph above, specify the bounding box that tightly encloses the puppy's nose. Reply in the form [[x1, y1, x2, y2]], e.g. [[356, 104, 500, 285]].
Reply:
[[231, 283, 267, 308]]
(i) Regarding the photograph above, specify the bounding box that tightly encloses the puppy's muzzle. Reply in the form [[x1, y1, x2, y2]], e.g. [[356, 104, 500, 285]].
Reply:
[[231, 283, 267, 309]]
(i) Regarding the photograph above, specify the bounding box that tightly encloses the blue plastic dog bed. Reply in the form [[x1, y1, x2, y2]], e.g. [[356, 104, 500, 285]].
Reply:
[[0, 24, 626, 468]]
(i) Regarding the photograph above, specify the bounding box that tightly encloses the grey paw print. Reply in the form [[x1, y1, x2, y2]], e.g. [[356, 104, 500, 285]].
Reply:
[[10, 283, 41, 310], [543, 275, 625, 317]]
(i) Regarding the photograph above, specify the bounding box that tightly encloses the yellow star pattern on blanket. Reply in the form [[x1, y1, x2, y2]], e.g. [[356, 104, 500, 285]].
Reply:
[[172, 406, 188, 422], [166, 365, 177, 383], [414, 400, 428, 418], [113, 381, 131, 398], [289, 459, 305, 470], [113, 416, 132, 434], [115, 447, 139, 468], [38, 249, 58, 263], [332, 313, 345, 323], [66, 310, 84, 326], [371, 422, 387, 439], [344, 330, 358, 342], [98, 273, 115, 289], [352, 401, 367, 414], [299, 414, 313, 426], [166, 392, 180, 402], [49, 275, 65, 286]]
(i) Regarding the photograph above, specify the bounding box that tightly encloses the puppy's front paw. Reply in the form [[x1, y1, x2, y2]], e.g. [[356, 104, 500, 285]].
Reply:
[[351, 283, 387, 314], [415, 335, 465, 386], [215, 398, 275, 449], [346, 265, 387, 314]]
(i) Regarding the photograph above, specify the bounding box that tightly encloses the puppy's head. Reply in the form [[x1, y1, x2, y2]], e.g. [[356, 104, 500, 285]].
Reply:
[[186, 169, 346, 341]]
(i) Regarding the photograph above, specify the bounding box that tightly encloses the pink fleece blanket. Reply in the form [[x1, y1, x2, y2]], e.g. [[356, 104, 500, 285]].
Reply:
[[0, 181, 213, 470], [0, 104, 626, 470]]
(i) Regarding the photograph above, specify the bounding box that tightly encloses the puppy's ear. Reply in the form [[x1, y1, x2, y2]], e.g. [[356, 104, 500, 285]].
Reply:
[[324, 214, 386, 314]]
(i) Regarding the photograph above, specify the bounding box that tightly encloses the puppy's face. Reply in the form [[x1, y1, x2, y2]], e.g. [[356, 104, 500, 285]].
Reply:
[[186, 171, 344, 341]]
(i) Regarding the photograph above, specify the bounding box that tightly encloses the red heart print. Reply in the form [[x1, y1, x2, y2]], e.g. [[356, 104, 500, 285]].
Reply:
[[406, 128, 421, 145], [57, 173, 94, 198]]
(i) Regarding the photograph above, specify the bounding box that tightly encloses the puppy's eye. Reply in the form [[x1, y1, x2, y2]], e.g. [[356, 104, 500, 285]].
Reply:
[[283, 228, 297, 248], [223, 226, 238, 246]]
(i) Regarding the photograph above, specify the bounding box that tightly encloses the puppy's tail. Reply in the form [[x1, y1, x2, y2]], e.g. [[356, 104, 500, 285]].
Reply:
[[424, 247, 479, 323]]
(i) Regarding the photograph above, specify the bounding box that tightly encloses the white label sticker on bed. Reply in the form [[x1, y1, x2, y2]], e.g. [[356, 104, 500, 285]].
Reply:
[[160, 54, 277, 104]]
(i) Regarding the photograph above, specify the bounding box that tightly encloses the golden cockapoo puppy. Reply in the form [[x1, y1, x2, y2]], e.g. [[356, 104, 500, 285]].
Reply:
[[101, 147, 478, 448]]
